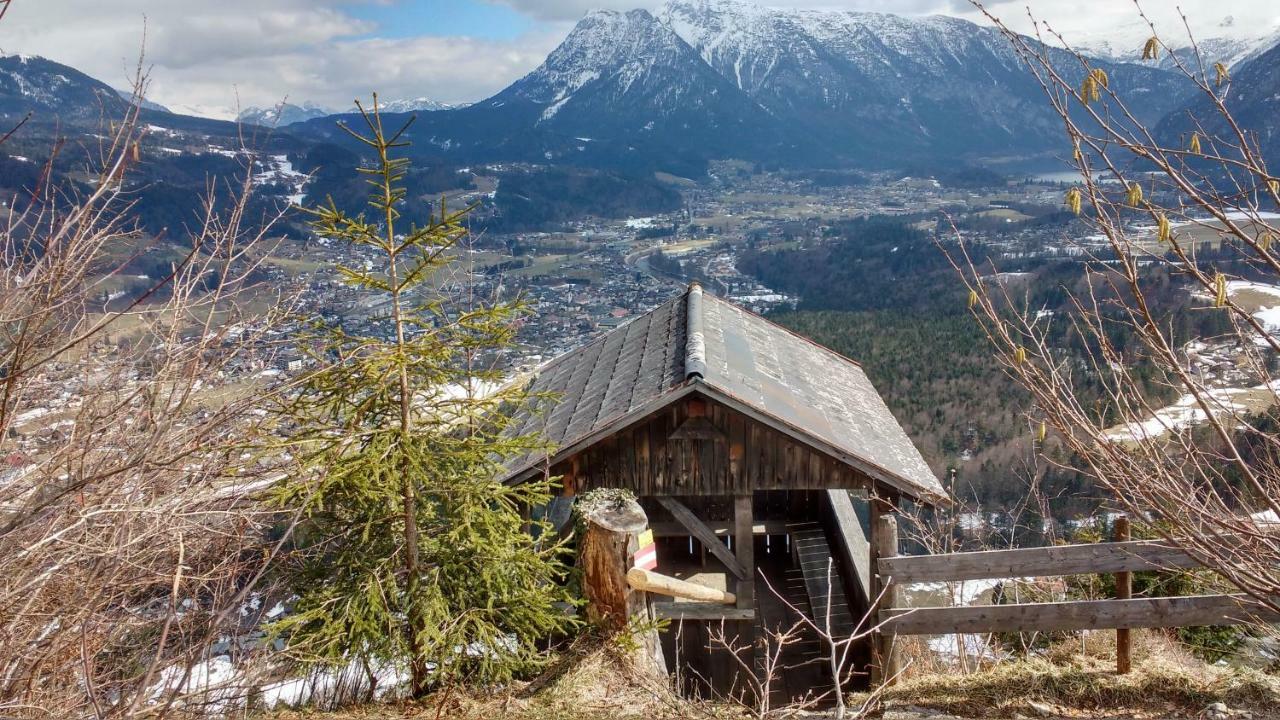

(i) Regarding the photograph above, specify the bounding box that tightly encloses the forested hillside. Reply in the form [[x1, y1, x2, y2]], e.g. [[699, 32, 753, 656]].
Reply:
[[488, 167, 683, 231], [738, 215, 1238, 518]]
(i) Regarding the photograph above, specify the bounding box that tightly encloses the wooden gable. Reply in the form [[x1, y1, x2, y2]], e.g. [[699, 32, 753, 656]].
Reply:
[[557, 393, 874, 497]]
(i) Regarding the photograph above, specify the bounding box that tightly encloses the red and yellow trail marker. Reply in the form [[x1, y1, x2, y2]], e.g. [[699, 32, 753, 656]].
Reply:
[[633, 528, 657, 571]]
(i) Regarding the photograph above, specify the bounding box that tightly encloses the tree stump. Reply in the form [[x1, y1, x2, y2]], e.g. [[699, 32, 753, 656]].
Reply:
[[577, 490, 666, 676]]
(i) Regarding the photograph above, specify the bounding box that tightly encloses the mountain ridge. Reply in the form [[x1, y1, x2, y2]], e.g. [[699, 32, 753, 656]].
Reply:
[[301, 0, 1191, 173], [4, 2, 1259, 176]]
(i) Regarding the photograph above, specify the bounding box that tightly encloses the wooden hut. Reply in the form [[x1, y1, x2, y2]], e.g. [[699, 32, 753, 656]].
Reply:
[[500, 282, 946, 700]]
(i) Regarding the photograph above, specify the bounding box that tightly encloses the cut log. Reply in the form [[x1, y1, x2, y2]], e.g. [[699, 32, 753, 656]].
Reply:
[[577, 492, 666, 676], [626, 567, 736, 604]]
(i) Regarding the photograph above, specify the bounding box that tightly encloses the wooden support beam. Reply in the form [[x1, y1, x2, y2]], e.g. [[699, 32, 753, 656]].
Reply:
[[734, 494, 755, 608], [650, 519, 788, 537], [881, 594, 1280, 636], [652, 603, 756, 621], [656, 496, 748, 579], [732, 494, 756, 700], [827, 489, 872, 603], [878, 538, 1205, 583], [626, 568, 736, 604]]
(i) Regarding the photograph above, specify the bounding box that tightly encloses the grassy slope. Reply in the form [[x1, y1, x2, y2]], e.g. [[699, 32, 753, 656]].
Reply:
[[264, 633, 1279, 720]]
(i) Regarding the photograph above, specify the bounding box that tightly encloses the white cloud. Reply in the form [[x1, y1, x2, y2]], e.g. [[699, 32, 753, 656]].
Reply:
[[0, 0, 562, 118]]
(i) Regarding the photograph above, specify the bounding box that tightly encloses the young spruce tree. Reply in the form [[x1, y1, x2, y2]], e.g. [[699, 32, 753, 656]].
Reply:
[[271, 98, 572, 696]]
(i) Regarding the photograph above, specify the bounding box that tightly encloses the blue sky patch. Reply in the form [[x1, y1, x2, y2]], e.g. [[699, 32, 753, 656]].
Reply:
[[346, 0, 536, 40]]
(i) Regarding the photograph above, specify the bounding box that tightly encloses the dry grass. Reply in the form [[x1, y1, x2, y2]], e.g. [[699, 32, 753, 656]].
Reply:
[[264, 642, 718, 720], [262, 633, 1280, 720], [863, 632, 1280, 719]]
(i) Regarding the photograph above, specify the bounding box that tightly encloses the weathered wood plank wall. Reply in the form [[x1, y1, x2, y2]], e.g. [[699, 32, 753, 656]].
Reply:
[[555, 396, 872, 496]]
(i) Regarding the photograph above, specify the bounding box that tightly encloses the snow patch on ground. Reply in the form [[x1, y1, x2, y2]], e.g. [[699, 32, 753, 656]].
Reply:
[[1103, 380, 1280, 442], [151, 657, 409, 713], [1228, 280, 1280, 334], [251, 154, 309, 205], [902, 578, 1008, 662]]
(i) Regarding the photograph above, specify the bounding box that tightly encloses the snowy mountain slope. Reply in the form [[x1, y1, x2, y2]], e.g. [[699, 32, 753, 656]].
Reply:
[[293, 7, 789, 174], [0, 53, 256, 141], [653, 0, 1188, 161], [371, 97, 462, 114], [116, 88, 171, 114], [1157, 40, 1280, 168], [238, 98, 461, 127], [0, 54, 131, 124], [272, 1, 1200, 172], [238, 102, 332, 127], [1073, 15, 1279, 71], [359, 0, 1186, 170], [487, 8, 776, 144]]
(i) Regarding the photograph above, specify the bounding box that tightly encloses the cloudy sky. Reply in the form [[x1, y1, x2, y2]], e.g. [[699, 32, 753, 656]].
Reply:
[[0, 0, 1275, 119]]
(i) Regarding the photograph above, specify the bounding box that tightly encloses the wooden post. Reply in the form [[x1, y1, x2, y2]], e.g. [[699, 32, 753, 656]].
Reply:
[[733, 493, 756, 703], [872, 511, 900, 686], [1114, 514, 1132, 675], [734, 494, 755, 609], [579, 493, 666, 676]]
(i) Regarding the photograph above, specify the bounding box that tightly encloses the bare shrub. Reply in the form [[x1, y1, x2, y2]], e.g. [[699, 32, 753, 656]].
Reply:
[[955, 1, 1280, 618], [0, 67, 300, 716]]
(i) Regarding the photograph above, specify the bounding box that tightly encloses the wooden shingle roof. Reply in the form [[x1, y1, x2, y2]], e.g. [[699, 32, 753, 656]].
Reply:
[[503, 284, 946, 502]]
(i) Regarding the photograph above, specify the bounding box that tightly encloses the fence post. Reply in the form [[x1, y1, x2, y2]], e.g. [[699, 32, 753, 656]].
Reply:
[[1114, 514, 1132, 674], [873, 512, 900, 685]]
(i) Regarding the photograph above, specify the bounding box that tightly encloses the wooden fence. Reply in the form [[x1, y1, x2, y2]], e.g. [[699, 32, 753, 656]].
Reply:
[[873, 514, 1280, 679]]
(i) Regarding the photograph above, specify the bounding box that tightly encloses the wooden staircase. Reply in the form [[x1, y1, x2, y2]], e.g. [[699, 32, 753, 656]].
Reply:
[[753, 548, 825, 706], [788, 521, 857, 639]]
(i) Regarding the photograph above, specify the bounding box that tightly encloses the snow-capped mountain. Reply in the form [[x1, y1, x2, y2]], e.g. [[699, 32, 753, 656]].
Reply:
[[114, 88, 170, 114], [237, 102, 332, 127], [1074, 16, 1279, 71], [238, 97, 461, 127], [474, 8, 779, 159], [370, 97, 462, 113], [363, 0, 1188, 171], [652, 0, 1187, 160]]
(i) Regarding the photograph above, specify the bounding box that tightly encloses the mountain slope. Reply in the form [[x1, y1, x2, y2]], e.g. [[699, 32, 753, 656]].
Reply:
[[659, 0, 1188, 162], [0, 54, 130, 125], [238, 102, 332, 127], [2, 4, 1203, 175], [1157, 40, 1280, 168], [0, 53, 284, 140], [372, 97, 462, 113], [1074, 17, 1279, 71], [294, 8, 785, 174], [481, 8, 785, 161], [291, 0, 1196, 173]]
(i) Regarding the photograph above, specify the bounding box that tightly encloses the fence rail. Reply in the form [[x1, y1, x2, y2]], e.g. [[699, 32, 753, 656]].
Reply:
[[881, 594, 1278, 635], [872, 514, 1278, 679], [877, 537, 1204, 583]]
